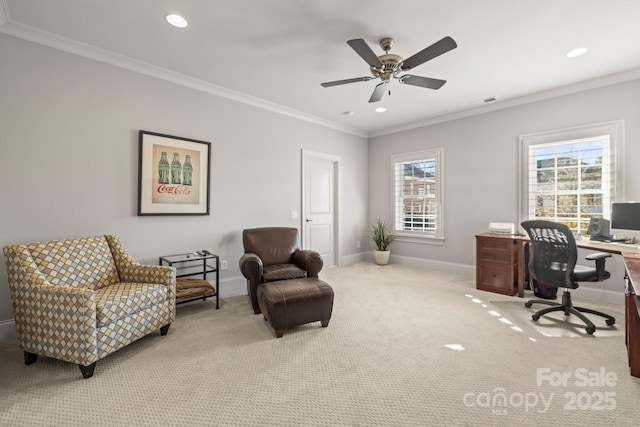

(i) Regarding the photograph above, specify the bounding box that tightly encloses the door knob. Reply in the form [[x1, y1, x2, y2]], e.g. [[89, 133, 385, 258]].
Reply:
[[306, 219, 313, 222]]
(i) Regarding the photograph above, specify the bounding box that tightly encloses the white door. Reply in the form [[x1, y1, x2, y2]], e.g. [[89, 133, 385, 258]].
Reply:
[[303, 151, 339, 267]]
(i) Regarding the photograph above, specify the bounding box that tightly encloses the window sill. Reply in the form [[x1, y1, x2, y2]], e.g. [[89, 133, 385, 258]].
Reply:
[[393, 234, 445, 246]]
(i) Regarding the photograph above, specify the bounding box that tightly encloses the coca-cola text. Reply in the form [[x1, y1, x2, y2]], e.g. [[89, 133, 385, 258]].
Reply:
[[157, 184, 192, 195]]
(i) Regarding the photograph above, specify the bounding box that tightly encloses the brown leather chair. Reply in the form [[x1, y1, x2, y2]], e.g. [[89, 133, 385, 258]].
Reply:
[[239, 227, 323, 314]]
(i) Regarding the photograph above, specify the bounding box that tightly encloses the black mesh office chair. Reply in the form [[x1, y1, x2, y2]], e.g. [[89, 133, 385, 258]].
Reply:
[[521, 220, 616, 335]]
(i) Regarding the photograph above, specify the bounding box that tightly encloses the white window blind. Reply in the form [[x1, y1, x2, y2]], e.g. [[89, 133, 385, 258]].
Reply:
[[519, 121, 623, 235], [391, 148, 444, 242]]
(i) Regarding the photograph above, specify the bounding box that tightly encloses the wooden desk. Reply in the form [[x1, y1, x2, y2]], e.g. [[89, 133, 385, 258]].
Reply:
[[622, 253, 640, 377], [580, 242, 640, 378], [514, 237, 640, 378]]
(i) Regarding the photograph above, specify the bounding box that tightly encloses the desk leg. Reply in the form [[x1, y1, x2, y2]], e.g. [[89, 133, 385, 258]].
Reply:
[[628, 293, 640, 377], [517, 241, 525, 298]]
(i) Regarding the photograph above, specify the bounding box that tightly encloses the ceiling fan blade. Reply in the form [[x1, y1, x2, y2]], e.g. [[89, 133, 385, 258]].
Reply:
[[400, 75, 447, 90], [401, 36, 457, 71], [368, 82, 386, 103], [347, 39, 383, 68], [321, 76, 373, 87]]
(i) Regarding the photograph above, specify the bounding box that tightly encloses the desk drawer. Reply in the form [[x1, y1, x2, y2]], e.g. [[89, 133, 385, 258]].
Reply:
[[477, 237, 512, 253], [479, 251, 512, 265], [477, 264, 515, 295]]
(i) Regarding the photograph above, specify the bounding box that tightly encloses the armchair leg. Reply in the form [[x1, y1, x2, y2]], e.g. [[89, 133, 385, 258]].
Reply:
[[79, 362, 97, 379], [24, 351, 38, 365], [160, 324, 171, 336]]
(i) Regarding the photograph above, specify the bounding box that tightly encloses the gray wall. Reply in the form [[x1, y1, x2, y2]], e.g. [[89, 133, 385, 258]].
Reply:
[[0, 34, 369, 329], [2, 30, 639, 334], [369, 79, 640, 301]]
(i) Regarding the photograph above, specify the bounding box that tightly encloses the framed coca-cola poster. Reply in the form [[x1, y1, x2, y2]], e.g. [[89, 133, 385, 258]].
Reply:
[[138, 130, 211, 215]]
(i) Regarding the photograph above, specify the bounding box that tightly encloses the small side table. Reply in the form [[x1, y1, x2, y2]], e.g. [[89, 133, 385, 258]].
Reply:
[[159, 252, 219, 309]]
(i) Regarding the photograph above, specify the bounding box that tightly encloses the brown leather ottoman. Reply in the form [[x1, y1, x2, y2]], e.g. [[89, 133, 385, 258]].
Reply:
[[257, 277, 334, 338]]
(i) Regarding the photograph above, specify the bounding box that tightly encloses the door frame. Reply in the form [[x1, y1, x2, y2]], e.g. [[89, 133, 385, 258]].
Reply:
[[301, 149, 342, 267]]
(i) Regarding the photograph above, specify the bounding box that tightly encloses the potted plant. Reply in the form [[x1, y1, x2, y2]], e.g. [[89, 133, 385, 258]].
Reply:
[[370, 216, 394, 265]]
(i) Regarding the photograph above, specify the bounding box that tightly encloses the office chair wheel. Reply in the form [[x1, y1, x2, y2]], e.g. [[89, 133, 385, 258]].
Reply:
[[606, 318, 616, 326], [532, 314, 540, 321], [586, 325, 596, 335], [525, 302, 533, 308]]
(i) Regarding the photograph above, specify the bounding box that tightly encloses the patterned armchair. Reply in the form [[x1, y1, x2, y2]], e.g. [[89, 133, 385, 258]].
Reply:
[[3, 235, 176, 378]]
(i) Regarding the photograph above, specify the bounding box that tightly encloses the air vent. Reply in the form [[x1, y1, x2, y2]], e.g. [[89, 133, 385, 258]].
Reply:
[[483, 97, 496, 103]]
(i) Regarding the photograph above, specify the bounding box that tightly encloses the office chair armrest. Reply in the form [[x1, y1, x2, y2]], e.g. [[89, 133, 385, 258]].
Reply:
[[584, 252, 612, 261], [585, 252, 612, 281]]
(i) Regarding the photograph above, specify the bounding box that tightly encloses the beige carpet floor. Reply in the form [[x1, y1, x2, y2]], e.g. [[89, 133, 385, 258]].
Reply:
[[1, 262, 639, 426]]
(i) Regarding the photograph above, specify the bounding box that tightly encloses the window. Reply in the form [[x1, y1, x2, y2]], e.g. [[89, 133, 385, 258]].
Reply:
[[391, 148, 444, 243], [519, 121, 623, 235]]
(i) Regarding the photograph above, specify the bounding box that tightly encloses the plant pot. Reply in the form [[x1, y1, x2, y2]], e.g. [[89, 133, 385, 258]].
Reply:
[[374, 250, 391, 266]]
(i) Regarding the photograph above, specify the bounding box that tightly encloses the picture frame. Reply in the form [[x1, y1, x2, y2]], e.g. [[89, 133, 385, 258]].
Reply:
[[138, 130, 211, 216]]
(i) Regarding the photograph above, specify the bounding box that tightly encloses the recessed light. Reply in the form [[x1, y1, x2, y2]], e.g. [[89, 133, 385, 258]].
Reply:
[[566, 47, 588, 58], [166, 14, 188, 28], [375, 107, 386, 113]]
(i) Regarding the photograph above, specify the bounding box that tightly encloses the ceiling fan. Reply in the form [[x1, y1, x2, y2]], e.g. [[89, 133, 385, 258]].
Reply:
[[321, 36, 457, 103]]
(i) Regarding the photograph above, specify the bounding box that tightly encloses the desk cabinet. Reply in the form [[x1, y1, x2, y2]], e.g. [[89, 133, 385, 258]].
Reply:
[[476, 233, 520, 296], [623, 254, 640, 378]]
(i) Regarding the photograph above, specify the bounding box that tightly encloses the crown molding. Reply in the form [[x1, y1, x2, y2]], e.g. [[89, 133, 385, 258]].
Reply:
[[370, 68, 640, 138], [0, 21, 368, 138], [7, 13, 639, 142], [0, 0, 10, 26]]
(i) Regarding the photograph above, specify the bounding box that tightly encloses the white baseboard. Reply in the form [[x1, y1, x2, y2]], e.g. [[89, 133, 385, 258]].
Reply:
[[220, 253, 370, 295], [219, 275, 247, 298], [0, 319, 16, 343], [387, 253, 476, 277], [0, 262, 622, 344], [341, 252, 368, 266], [375, 253, 622, 304], [0, 277, 248, 344]]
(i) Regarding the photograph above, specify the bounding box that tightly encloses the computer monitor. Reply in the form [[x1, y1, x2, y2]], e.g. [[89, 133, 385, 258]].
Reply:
[[611, 202, 640, 242]]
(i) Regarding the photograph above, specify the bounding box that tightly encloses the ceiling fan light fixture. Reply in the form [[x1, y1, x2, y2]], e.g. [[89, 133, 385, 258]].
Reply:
[[321, 36, 457, 103], [166, 14, 188, 28], [566, 47, 588, 58]]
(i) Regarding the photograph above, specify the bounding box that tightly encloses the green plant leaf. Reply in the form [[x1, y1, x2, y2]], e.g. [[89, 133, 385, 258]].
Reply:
[[369, 216, 395, 251]]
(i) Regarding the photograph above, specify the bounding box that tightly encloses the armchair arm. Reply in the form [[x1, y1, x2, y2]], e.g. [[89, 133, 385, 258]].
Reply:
[[3, 246, 98, 364], [239, 253, 263, 281], [585, 252, 612, 281], [239, 253, 263, 314], [104, 234, 174, 283], [104, 235, 176, 307], [293, 250, 323, 278], [118, 264, 176, 286]]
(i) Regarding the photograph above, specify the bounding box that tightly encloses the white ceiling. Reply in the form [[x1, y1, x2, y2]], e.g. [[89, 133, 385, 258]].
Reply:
[[2, 0, 640, 136]]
